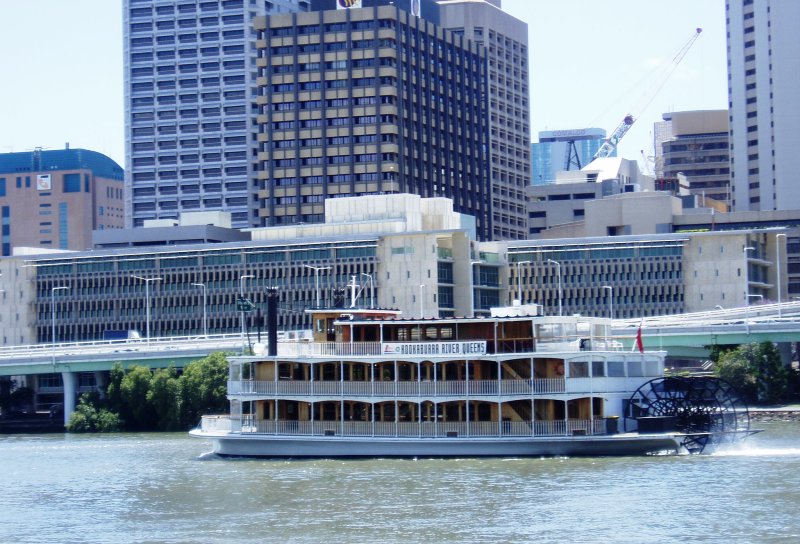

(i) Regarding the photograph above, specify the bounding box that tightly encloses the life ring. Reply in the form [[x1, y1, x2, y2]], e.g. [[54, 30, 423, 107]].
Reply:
[[555, 362, 564, 376]]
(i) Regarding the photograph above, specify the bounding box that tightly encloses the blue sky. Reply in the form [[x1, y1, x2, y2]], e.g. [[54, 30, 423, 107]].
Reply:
[[0, 0, 727, 171]]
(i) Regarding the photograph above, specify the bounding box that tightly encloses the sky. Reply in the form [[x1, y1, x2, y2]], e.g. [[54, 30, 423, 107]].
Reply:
[[0, 0, 728, 171]]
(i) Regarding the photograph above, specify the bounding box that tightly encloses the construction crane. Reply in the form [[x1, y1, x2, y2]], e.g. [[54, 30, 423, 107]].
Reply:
[[592, 28, 703, 161]]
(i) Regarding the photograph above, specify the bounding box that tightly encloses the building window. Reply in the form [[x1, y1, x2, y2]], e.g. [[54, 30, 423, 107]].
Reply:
[[58, 202, 68, 249], [63, 174, 81, 193]]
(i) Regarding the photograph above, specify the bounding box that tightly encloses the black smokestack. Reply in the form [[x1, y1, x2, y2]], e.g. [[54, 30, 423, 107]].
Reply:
[[267, 288, 278, 356]]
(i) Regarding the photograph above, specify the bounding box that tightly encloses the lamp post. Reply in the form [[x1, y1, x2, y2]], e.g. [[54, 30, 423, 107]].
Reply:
[[515, 260, 530, 304], [191, 283, 207, 337], [239, 274, 254, 352], [304, 265, 331, 309], [746, 293, 764, 335], [360, 273, 374, 309], [547, 259, 563, 316], [776, 233, 786, 317], [131, 275, 161, 342], [51, 286, 69, 368], [602, 285, 613, 320], [743, 246, 755, 305]]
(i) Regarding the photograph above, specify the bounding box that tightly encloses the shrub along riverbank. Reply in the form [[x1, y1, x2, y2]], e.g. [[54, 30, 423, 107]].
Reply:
[[67, 352, 228, 432]]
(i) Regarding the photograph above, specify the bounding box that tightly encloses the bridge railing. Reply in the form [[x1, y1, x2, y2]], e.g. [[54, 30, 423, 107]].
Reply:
[[0, 333, 244, 361]]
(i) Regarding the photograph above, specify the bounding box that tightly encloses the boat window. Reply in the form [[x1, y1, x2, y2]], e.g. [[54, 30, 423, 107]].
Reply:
[[628, 360, 643, 377], [644, 360, 660, 376], [439, 326, 453, 339], [569, 361, 589, 378], [425, 326, 438, 340], [396, 327, 409, 341], [591, 360, 605, 377], [607, 361, 625, 377]]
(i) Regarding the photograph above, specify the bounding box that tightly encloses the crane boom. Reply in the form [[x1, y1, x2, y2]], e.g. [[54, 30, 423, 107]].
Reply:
[[593, 28, 703, 161]]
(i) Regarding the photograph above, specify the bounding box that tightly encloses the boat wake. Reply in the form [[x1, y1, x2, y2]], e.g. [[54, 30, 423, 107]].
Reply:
[[711, 445, 800, 457], [196, 451, 218, 461]]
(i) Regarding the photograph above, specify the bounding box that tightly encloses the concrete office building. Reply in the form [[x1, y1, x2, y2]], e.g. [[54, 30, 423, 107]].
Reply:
[[531, 128, 607, 185], [255, 1, 493, 239], [508, 228, 778, 318], [659, 110, 731, 206], [0, 147, 125, 255], [123, 0, 307, 229], [727, 0, 800, 211], [19, 194, 504, 343], [437, 0, 531, 240], [526, 157, 654, 237], [1, 192, 788, 349]]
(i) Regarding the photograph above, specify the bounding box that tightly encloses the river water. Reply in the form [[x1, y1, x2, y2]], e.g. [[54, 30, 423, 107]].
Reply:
[[1, 423, 799, 544]]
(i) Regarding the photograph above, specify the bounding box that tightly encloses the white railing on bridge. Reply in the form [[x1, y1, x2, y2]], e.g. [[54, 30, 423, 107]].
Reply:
[[0, 333, 244, 361], [205, 416, 608, 438]]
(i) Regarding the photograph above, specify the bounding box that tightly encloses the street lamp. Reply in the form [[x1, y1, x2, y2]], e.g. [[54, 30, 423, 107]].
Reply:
[[51, 286, 70, 368], [743, 246, 755, 304], [191, 282, 207, 337], [239, 274, 254, 352], [547, 259, 563, 316], [746, 293, 764, 335], [360, 273, 374, 309], [602, 285, 613, 319], [515, 260, 530, 304], [131, 275, 161, 342], [776, 233, 786, 317], [304, 265, 331, 309]]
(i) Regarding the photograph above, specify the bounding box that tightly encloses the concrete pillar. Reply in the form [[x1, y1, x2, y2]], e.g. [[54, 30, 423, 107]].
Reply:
[[61, 371, 77, 426], [777, 342, 793, 367], [94, 371, 109, 399]]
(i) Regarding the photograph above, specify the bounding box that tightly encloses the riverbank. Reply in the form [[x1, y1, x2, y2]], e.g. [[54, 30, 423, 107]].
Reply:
[[749, 405, 800, 422]]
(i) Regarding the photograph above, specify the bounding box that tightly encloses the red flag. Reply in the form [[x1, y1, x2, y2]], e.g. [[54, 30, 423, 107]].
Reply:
[[635, 325, 644, 353]]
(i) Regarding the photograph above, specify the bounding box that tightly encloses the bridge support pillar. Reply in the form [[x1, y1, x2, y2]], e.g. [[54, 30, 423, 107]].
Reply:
[[61, 371, 77, 426], [94, 371, 108, 399]]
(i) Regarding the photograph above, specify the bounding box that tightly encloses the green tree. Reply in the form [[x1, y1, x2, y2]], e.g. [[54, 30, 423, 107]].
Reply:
[[751, 341, 788, 404], [715, 345, 757, 400], [715, 342, 789, 404], [120, 365, 157, 430], [179, 352, 229, 427], [148, 367, 181, 431], [105, 363, 129, 425], [66, 394, 121, 432]]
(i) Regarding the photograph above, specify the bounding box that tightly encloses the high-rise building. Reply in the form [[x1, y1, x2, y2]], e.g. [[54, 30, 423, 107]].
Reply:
[[123, 0, 307, 229], [660, 110, 730, 205], [531, 128, 607, 185], [438, 0, 530, 240], [255, 1, 493, 239], [0, 147, 125, 255], [727, 0, 800, 212]]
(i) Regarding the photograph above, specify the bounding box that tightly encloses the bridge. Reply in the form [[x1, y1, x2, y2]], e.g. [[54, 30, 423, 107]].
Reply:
[[2, 302, 799, 425], [612, 301, 800, 358]]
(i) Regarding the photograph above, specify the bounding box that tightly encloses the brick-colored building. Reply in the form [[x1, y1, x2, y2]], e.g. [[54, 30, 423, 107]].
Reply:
[[0, 147, 125, 254]]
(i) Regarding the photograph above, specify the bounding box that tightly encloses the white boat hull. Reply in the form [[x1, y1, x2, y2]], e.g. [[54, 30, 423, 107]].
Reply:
[[190, 430, 682, 458]]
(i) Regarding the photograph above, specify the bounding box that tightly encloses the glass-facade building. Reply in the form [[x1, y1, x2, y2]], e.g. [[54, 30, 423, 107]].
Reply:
[[531, 128, 607, 186], [123, 0, 307, 229]]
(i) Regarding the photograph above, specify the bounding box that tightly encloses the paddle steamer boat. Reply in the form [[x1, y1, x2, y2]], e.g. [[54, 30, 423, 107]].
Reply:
[[191, 294, 723, 457]]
